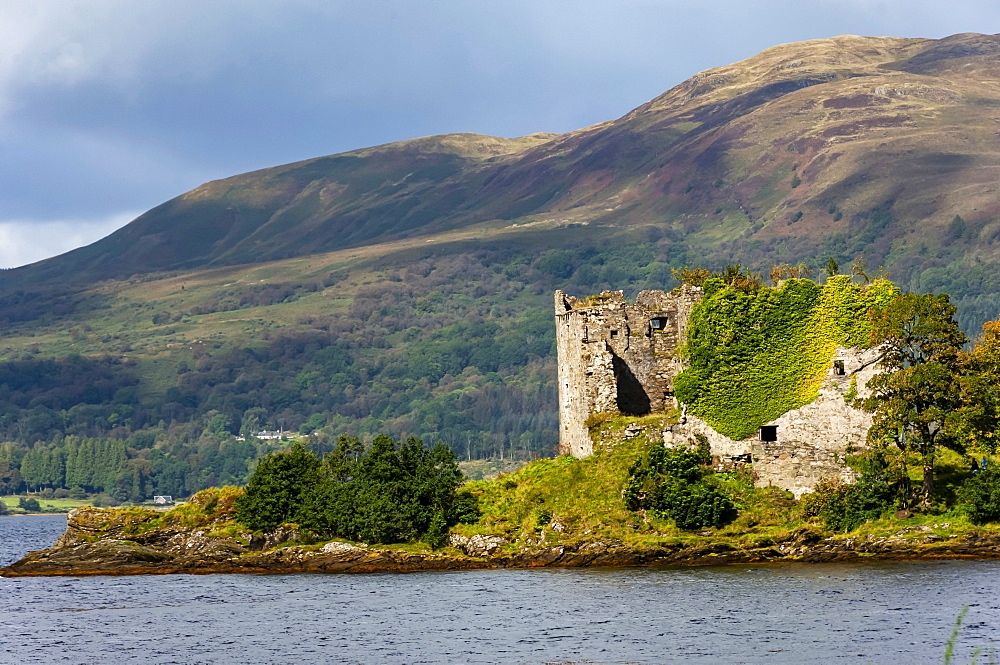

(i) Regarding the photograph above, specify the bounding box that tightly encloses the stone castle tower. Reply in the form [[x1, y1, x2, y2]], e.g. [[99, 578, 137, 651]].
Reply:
[[554, 286, 703, 457], [554, 287, 879, 496]]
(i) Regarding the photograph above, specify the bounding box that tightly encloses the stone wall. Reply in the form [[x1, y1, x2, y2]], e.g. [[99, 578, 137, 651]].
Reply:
[[673, 346, 881, 497], [554, 286, 702, 457]]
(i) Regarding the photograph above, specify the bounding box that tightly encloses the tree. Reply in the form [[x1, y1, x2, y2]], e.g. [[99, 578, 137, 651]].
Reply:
[[289, 434, 465, 546], [954, 318, 1000, 454], [201, 410, 232, 441], [851, 257, 869, 284], [671, 266, 713, 287], [859, 293, 968, 504], [235, 441, 320, 530]]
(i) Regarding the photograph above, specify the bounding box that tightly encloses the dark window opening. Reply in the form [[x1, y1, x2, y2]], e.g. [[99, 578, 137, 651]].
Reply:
[[760, 425, 778, 442], [610, 329, 618, 338], [613, 354, 651, 416], [833, 360, 845, 376], [650, 317, 669, 331]]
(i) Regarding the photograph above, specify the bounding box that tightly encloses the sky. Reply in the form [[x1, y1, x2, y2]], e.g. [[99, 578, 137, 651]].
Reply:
[[0, 1, 997, 268]]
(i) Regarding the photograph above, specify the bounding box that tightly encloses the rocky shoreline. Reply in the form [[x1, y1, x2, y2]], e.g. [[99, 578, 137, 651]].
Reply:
[[4, 507, 1000, 577]]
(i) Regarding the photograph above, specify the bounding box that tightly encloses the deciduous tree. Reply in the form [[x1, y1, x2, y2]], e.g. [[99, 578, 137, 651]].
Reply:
[[860, 293, 967, 504]]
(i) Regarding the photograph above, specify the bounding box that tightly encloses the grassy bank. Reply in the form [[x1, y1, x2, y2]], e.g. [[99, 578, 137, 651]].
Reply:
[[0, 494, 184, 515], [0, 495, 95, 515], [453, 415, 1000, 556], [26, 414, 999, 560]]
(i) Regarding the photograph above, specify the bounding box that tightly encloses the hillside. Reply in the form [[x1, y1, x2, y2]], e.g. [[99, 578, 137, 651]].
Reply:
[[2, 33, 1000, 499], [8, 33, 1000, 297]]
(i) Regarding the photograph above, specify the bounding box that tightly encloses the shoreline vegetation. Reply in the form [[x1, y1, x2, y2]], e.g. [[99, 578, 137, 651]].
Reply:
[[6, 424, 1000, 577]]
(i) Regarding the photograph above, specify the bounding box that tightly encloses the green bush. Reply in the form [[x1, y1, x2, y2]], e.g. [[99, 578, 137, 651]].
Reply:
[[451, 489, 482, 525], [958, 467, 1000, 525], [624, 441, 737, 530], [18, 497, 40, 512], [801, 474, 896, 532], [651, 480, 737, 529], [625, 443, 711, 509], [424, 509, 449, 550]]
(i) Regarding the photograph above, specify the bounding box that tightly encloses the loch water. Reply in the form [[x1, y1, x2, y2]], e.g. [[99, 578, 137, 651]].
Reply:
[[2, 515, 999, 665]]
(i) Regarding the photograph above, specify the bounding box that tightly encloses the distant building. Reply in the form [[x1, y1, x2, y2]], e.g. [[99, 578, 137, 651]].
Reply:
[[235, 429, 285, 441], [153, 495, 173, 505]]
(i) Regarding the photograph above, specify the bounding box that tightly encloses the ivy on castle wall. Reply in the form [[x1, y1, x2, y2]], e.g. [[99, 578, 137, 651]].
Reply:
[[673, 275, 899, 440]]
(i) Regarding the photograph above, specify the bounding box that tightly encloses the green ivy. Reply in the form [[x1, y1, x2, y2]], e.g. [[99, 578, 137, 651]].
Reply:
[[674, 276, 899, 440]]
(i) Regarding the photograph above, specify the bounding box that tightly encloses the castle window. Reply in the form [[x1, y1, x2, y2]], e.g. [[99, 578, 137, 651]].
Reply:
[[610, 329, 618, 338], [650, 317, 669, 331], [833, 360, 845, 376], [760, 425, 778, 442]]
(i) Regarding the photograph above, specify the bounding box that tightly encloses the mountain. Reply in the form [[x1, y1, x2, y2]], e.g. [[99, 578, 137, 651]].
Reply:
[[10, 32, 1000, 296], [2, 33, 1000, 499]]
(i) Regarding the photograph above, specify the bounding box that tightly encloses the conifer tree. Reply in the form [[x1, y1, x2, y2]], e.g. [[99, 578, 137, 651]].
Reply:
[[235, 441, 321, 530]]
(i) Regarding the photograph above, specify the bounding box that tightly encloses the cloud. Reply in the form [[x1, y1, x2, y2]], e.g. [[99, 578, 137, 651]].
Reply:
[[0, 210, 139, 269]]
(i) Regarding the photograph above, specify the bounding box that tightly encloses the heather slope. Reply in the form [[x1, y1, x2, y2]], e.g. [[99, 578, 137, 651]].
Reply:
[[8, 33, 1000, 291]]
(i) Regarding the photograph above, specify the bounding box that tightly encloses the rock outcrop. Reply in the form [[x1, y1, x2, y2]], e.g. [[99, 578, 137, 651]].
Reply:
[[5, 507, 1000, 577]]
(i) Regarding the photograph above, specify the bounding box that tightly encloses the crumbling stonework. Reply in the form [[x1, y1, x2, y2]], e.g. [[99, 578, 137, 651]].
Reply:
[[673, 346, 881, 497], [555, 287, 702, 457], [556, 289, 881, 496]]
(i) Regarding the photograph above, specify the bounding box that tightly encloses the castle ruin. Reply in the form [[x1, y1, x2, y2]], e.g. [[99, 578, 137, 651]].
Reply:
[[554, 287, 879, 497], [554, 287, 702, 457]]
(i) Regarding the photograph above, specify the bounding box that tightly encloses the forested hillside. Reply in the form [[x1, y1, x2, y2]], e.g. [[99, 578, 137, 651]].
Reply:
[[0, 236, 681, 498]]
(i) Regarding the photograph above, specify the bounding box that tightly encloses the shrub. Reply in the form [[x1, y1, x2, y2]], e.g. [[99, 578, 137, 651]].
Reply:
[[90, 493, 115, 508], [958, 467, 1000, 525], [584, 412, 615, 430], [624, 441, 737, 529], [424, 510, 449, 549], [800, 474, 896, 532], [0, 499, 7, 515], [651, 480, 737, 529], [18, 497, 41, 512], [452, 489, 481, 525]]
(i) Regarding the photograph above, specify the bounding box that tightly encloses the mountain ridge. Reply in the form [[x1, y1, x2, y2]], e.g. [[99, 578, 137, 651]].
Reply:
[[9, 32, 1000, 291]]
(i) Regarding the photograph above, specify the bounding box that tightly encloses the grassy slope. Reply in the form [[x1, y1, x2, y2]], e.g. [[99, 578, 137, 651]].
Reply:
[[5, 34, 1000, 360], [0, 222, 597, 363], [455, 416, 1000, 556]]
